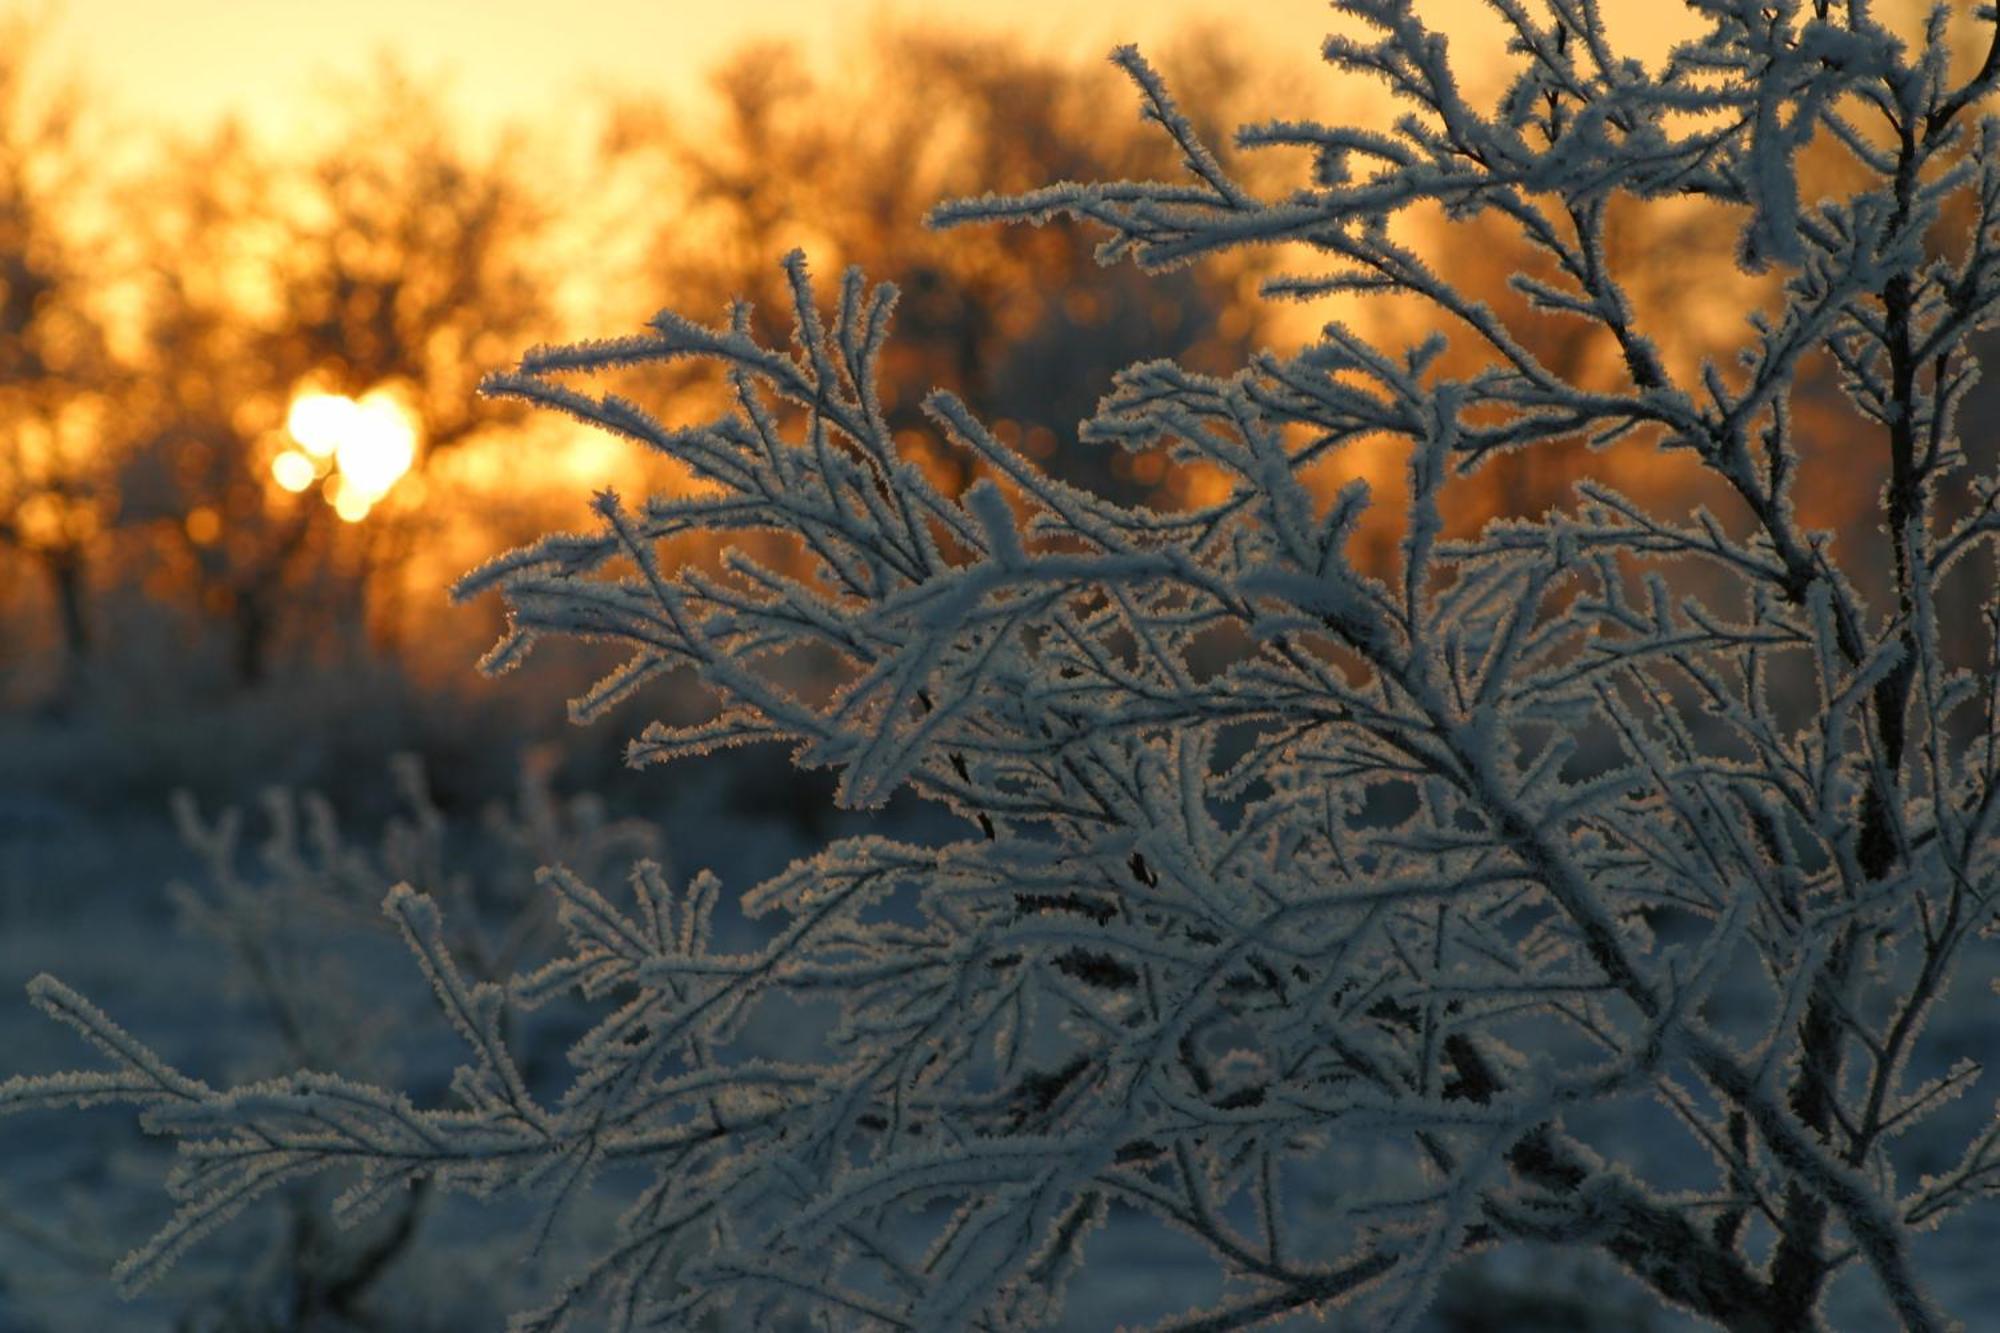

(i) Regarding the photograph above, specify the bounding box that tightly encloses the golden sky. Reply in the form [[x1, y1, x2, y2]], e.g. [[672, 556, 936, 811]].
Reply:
[[56, 1, 1700, 136], [57, 1, 1321, 133]]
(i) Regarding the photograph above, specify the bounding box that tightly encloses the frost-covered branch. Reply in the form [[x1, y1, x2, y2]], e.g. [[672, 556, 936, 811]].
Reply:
[[9, 3, 2000, 1330]]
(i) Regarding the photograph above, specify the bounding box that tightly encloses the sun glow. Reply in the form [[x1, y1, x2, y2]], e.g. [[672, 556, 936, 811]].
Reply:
[[280, 384, 421, 521], [285, 393, 355, 459]]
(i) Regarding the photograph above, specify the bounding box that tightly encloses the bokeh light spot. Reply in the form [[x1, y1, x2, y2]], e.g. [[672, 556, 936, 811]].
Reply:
[[332, 488, 374, 523], [334, 390, 419, 502], [271, 450, 317, 492], [286, 393, 357, 459], [184, 505, 223, 544]]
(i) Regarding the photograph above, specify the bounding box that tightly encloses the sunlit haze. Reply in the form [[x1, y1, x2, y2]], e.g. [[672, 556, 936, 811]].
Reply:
[[3, 0, 1933, 687], [61, 0, 1323, 134], [59, 1, 1700, 134]]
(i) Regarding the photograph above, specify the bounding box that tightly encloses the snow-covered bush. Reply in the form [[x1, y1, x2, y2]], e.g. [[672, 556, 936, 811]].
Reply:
[[9, 2, 2000, 1329], [0, 758, 659, 1330]]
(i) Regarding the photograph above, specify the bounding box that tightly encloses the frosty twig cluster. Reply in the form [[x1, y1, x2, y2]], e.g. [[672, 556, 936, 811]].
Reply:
[[8, 2, 2000, 1330]]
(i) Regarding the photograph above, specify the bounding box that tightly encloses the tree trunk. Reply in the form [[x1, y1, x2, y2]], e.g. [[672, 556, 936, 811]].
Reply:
[[233, 587, 269, 687], [41, 547, 91, 712]]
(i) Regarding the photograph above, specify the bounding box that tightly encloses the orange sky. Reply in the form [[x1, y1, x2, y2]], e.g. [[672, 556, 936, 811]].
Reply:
[[59, 1, 1322, 134], [56, 1, 1702, 136]]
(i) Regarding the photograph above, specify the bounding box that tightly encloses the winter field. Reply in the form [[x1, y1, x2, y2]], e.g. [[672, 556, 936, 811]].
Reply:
[[1, 712, 1993, 1329]]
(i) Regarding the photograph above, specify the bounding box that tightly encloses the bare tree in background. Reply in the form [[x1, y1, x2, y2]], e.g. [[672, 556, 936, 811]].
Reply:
[[599, 24, 1298, 505], [116, 67, 550, 686], [0, 14, 118, 708]]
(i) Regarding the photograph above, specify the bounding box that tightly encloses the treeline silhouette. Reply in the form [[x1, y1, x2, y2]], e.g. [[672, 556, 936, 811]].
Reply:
[[1, 9, 1990, 810]]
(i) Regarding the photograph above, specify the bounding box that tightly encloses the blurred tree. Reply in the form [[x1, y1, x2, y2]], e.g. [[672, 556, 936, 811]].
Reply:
[[116, 65, 551, 687], [0, 13, 119, 709], [597, 24, 1304, 506]]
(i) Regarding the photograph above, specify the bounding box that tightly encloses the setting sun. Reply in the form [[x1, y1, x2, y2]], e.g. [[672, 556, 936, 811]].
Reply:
[[279, 385, 421, 520], [284, 393, 355, 460]]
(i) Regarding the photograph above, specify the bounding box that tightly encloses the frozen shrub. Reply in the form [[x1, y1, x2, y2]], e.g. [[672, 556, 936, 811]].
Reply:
[[9, 3, 2000, 1330], [2, 759, 657, 1331]]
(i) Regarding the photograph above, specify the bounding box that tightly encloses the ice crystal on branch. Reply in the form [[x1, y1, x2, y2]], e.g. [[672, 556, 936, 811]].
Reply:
[[10, 3, 2000, 1330]]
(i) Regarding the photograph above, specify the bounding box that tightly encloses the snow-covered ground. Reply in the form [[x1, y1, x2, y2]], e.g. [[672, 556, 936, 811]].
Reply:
[[1, 762, 1992, 1331]]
